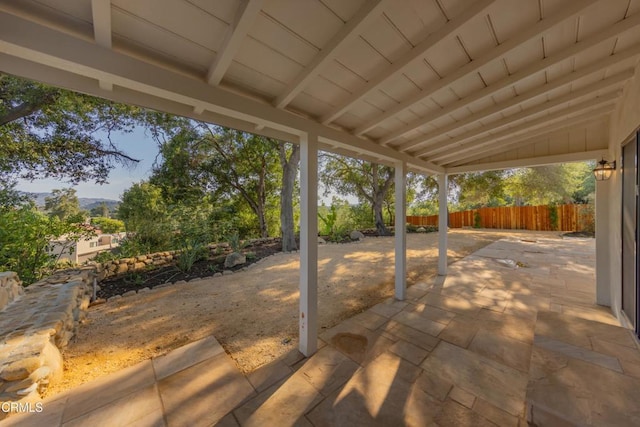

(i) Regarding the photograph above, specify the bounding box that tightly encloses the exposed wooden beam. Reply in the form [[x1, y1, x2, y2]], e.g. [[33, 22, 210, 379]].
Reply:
[[437, 108, 613, 165], [91, 0, 112, 90], [447, 150, 608, 174], [273, 0, 389, 109], [414, 74, 629, 158], [394, 46, 640, 153], [354, 0, 600, 137], [91, 0, 111, 48], [378, 12, 640, 146], [206, 0, 264, 86], [428, 96, 617, 163], [0, 12, 442, 174], [319, 0, 495, 125]]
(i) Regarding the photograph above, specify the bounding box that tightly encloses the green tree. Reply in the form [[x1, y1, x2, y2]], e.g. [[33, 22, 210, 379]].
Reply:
[[193, 125, 281, 238], [0, 205, 93, 284], [44, 188, 84, 222], [90, 202, 110, 217], [149, 127, 209, 204], [505, 164, 586, 206], [320, 154, 394, 235], [91, 217, 125, 233], [117, 181, 174, 253], [0, 73, 153, 184]]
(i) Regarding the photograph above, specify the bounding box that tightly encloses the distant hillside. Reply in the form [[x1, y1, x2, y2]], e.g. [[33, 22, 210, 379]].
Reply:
[[22, 192, 119, 210], [82, 200, 120, 211]]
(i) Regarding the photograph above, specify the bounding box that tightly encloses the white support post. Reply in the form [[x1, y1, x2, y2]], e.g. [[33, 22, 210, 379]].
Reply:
[[299, 132, 318, 357], [395, 161, 407, 300], [595, 177, 612, 306], [438, 174, 448, 275]]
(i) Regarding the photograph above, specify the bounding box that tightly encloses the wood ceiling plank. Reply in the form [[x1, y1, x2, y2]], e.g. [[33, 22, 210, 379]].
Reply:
[[362, 0, 600, 140], [320, 0, 495, 124], [273, 0, 389, 108], [378, 11, 640, 146]]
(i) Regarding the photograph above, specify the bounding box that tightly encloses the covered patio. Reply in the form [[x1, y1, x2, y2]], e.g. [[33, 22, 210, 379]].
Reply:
[[2, 0, 640, 425]]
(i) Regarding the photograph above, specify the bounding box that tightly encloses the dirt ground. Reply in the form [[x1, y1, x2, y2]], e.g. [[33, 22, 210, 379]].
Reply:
[[47, 229, 559, 397]]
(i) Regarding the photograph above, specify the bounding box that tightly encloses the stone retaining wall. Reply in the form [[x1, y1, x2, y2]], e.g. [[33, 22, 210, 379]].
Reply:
[[0, 268, 94, 415], [0, 272, 24, 311], [93, 238, 281, 281]]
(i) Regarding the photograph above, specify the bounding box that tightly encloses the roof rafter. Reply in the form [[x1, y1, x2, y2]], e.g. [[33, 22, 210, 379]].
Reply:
[[354, 0, 600, 137], [206, 0, 265, 86], [319, 0, 496, 125], [414, 72, 630, 158], [273, 0, 389, 109], [394, 44, 640, 152], [91, 0, 112, 91], [434, 105, 614, 165]]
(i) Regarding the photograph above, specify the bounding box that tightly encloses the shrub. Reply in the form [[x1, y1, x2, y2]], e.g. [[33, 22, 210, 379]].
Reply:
[[0, 205, 94, 285], [549, 204, 559, 231], [226, 230, 241, 252], [406, 223, 419, 233], [176, 241, 207, 272], [473, 211, 482, 228]]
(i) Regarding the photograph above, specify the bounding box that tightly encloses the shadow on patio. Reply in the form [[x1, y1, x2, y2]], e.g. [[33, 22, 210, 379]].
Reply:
[[4, 236, 640, 426]]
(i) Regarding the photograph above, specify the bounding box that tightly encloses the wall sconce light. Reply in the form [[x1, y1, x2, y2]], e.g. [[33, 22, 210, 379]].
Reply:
[[593, 158, 616, 181]]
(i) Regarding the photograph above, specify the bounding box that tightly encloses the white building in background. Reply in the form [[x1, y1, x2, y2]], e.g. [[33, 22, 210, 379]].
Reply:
[[49, 232, 126, 264]]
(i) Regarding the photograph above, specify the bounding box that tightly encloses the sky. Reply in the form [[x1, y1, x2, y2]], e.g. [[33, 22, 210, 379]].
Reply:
[[16, 127, 160, 200]]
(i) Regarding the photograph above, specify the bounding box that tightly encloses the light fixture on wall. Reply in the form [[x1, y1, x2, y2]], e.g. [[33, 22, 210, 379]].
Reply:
[[593, 158, 616, 181]]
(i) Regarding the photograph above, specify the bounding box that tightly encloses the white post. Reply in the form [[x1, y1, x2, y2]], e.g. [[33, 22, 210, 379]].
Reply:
[[299, 132, 318, 357], [595, 177, 612, 306], [438, 174, 448, 275], [395, 161, 407, 300]]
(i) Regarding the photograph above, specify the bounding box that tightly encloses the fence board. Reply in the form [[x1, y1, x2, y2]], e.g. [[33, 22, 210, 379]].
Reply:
[[407, 204, 593, 232]]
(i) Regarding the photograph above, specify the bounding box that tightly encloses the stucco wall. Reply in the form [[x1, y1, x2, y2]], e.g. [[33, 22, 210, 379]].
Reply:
[[606, 59, 640, 323]]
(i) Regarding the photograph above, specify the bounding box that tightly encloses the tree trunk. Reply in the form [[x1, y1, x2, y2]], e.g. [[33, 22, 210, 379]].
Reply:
[[373, 194, 388, 235], [371, 163, 393, 236], [279, 143, 300, 251]]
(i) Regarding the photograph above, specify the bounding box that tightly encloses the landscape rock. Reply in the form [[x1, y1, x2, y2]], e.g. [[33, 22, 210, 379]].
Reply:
[[224, 252, 246, 268], [350, 231, 365, 241], [318, 237, 326, 244], [0, 269, 91, 411], [416, 227, 426, 233]]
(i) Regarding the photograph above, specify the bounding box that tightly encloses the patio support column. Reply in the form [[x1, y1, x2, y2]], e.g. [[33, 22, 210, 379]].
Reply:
[[595, 176, 612, 306], [299, 132, 318, 357], [438, 173, 448, 275], [394, 161, 407, 300]]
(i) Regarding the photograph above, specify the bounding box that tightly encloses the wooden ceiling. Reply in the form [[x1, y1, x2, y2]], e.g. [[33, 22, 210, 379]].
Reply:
[[1, 0, 639, 173]]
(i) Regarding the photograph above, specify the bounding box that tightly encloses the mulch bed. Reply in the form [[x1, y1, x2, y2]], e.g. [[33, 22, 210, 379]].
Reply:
[[96, 239, 283, 300]]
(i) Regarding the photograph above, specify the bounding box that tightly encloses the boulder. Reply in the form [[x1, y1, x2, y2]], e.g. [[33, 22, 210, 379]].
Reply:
[[224, 252, 246, 269], [416, 227, 427, 233], [317, 237, 326, 244], [349, 230, 365, 241]]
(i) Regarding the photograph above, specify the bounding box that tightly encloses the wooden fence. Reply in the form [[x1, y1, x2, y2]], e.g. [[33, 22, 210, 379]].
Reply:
[[406, 204, 594, 232]]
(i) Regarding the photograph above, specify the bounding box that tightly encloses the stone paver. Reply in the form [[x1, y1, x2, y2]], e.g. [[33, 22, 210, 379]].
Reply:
[[5, 235, 640, 427]]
